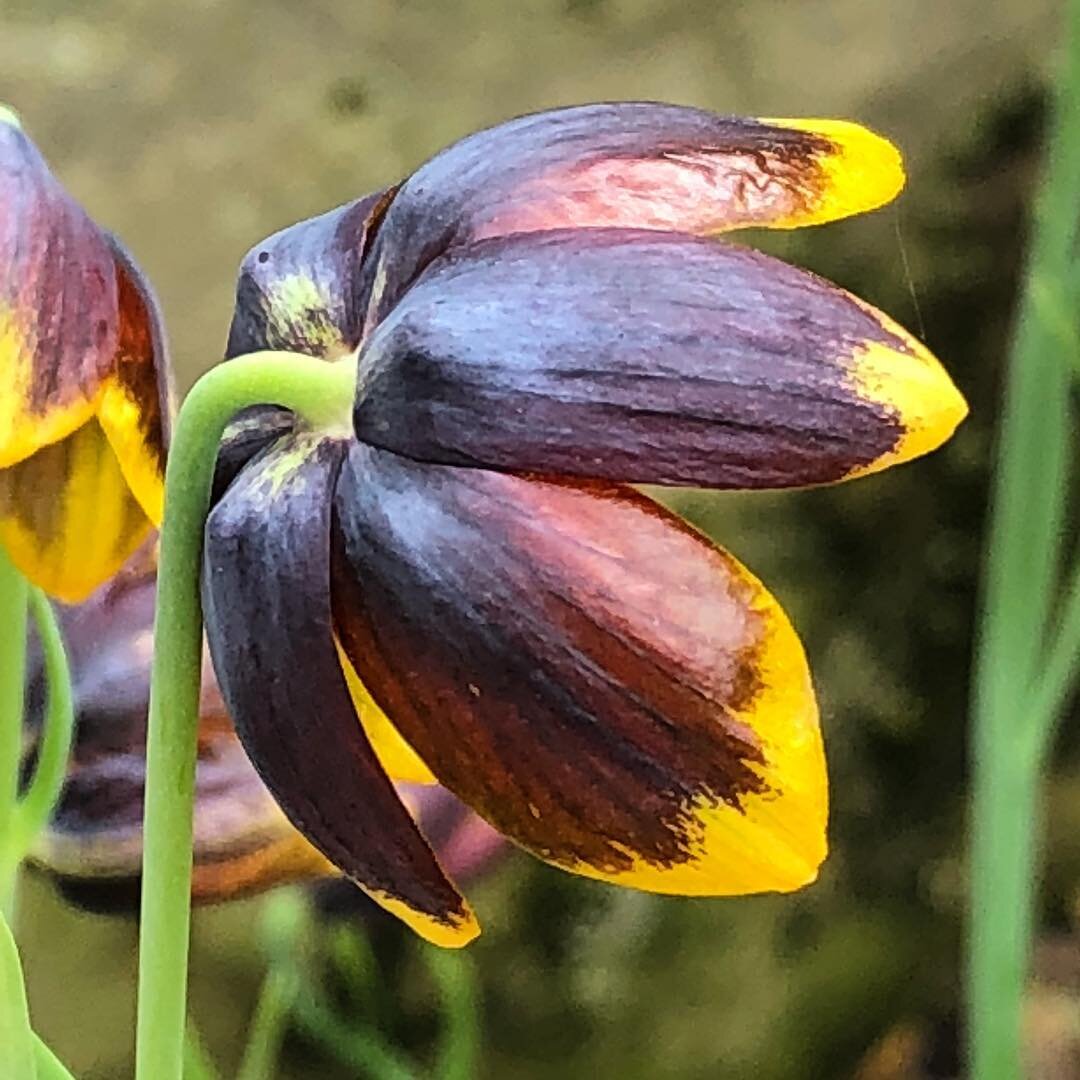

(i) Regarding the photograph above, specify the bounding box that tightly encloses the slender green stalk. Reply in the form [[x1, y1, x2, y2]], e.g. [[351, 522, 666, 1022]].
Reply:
[[425, 948, 480, 1080], [33, 1033, 75, 1080], [0, 547, 29, 916], [290, 992, 417, 1080], [14, 588, 75, 851], [236, 967, 298, 1080], [0, 911, 37, 1079], [1032, 556, 1080, 752], [135, 351, 356, 1080], [183, 1023, 220, 1080], [968, 3, 1080, 1075]]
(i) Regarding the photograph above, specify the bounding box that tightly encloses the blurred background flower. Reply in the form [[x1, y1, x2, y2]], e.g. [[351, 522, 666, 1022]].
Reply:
[[4, 1, 1075, 1077], [22, 546, 509, 915], [0, 114, 171, 602]]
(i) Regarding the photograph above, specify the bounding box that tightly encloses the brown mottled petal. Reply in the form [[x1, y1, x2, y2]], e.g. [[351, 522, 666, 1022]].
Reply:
[[0, 420, 151, 603], [96, 235, 173, 526], [202, 432, 477, 946], [0, 115, 118, 467], [355, 230, 967, 489], [358, 103, 904, 326], [332, 444, 827, 897], [224, 188, 396, 360]]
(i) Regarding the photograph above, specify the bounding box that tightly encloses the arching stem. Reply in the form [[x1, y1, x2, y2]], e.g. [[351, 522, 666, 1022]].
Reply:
[[135, 352, 355, 1080]]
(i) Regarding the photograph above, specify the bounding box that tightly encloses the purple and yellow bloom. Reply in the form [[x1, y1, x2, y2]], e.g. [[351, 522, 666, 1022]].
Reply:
[[206, 104, 967, 947], [0, 107, 170, 601], [25, 546, 506, 908]]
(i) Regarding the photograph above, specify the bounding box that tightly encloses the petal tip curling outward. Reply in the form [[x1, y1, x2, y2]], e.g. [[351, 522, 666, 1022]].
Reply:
[[0, 104, 21, 130], [757, 118, 906, 228], [843, 310, 969, 480]]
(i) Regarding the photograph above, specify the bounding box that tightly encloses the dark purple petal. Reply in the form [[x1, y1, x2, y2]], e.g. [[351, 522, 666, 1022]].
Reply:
[[224, 188, 395, 360], [202, 433, 477, 945], [355, 103, 904, 327], [354, 229, 964, 489]]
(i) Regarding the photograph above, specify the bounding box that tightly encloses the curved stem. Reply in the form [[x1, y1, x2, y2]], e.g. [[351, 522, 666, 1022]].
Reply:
[[14, 588, 75, 852], [0, 547, 29, 917], [135, 351, 356, 1080]]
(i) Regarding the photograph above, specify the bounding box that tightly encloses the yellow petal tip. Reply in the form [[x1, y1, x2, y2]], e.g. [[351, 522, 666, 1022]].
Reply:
[[368, 890, 482, 949], [845, 334, 968, 480], [758, 117, 906, 227], [0, 104, 22, 130]]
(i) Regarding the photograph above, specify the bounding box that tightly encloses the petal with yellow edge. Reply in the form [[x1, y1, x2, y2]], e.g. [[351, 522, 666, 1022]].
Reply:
[[336, 641, 437, 785], [96, 235, 172, 526], [0, 420, 151, 603], [358, 102, 905, 325], [202, 433, 478, 947], [332, 444, 827, 898], [355, 229, 967, 490], [0, 111, 118, 468]]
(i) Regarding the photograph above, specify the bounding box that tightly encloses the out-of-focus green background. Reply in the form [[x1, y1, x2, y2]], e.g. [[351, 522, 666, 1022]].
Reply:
[[5, 1, 1077, 1077]]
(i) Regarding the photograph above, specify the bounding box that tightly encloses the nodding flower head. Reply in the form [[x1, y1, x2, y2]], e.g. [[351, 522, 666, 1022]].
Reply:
[[205, 103, 967, 946], [0, 109, 172, 601]]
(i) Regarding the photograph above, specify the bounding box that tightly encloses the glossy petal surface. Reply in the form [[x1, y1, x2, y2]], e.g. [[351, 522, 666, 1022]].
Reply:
[[333, 444, 827, 896], [203, 434, 477, 945], [355, 230, 967, 489], [359, 103, 904, 325]]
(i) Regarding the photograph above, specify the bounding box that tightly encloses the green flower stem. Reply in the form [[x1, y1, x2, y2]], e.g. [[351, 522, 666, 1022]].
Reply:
[[183, 1022, 221, 1080], [0, 546, 29, 916], [135, 351, 356, 1080], [290, 991, 417, 1080], [236, 966, 298, 1080], [33, 1032, 75, 1080], [0, 909, 37, 1079], [968, 2, 1080, 1075], [14, 588, 75, 853], [425, 947, 480, 1080], [1032, 556, 1080, 755]]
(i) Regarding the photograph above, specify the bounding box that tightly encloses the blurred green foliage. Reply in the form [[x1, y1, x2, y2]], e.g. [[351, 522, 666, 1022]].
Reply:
[[4, 1, 1076, 1076]]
